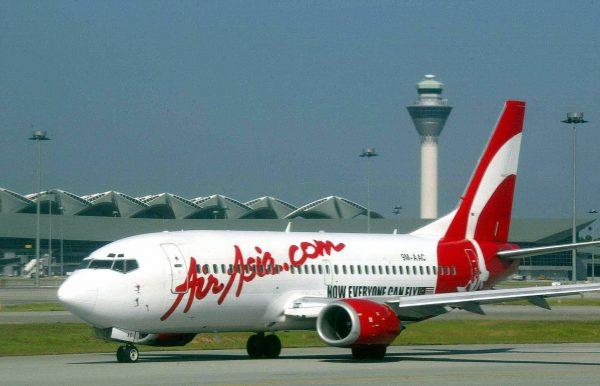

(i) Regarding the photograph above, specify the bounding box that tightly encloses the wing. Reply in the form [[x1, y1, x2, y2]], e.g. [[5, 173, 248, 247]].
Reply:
[[498, 240, 600, 260], [284, 283, 600, 321]]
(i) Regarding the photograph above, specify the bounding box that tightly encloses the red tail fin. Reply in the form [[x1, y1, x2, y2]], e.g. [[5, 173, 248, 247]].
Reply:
[[412, 100, 526, 243]]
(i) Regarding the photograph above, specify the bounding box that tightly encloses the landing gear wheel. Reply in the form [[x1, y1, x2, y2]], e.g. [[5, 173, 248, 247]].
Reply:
[[117, 345, 139, 363], [246, 334, 265, 358], [116, 346, 126, 362], [263, 334, 282, 359], [369, 345, 387, 360], [351, 345, 387, 360], [351, 346, 369, 360]]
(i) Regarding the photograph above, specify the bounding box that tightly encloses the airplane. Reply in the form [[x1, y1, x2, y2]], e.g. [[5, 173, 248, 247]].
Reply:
[[58, 100, 600, 363]]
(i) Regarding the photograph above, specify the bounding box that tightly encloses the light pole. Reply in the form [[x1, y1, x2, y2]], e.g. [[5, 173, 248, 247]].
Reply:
[[589, 210, 598, 282], [59, 206, 64, 277], [562, 113, 587, 283], [48, 193, 52, 277], [29, 130, 50, 287], [360, 148, 378, 233]]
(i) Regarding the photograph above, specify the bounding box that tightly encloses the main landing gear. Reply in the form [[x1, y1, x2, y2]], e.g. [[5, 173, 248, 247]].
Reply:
[[116, 344, 139, 363], [246, 333, 281, 359], [351, 345, 387, 360]]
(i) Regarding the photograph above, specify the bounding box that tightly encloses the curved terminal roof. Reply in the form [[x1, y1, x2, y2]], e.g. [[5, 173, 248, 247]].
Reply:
[[80, 191, 148, 218], [244, 197, 297, 219], [0, 187, 385, 219], [26, 189, 91, 215], [137, 193, 200, 219], [191, 195, 252, 219], [0, 188, 34, 213], [285, 196, 383, 219]]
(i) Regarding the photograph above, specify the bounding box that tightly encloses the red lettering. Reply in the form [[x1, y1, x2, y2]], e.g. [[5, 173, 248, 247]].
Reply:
[[160, 240, 346, 321]]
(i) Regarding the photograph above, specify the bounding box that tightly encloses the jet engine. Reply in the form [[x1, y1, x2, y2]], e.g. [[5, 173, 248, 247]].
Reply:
[[316, 299, 400, 348]]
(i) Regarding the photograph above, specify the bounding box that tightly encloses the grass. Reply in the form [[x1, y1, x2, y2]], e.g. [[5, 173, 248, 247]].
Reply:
[[0, 303, 65, 312], [3, 320, 600, 357]]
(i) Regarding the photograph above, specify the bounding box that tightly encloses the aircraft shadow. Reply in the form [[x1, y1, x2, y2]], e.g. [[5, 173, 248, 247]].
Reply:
[[69, 346, 599, 366]]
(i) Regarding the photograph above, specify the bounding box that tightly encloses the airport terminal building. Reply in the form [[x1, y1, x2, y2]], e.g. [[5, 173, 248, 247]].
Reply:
[[0, 188, 597, 281]]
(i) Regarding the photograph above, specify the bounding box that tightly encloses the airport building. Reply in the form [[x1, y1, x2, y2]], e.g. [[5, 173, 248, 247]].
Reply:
[[2, 75, 596, 282], [0, 187, 597, 281]]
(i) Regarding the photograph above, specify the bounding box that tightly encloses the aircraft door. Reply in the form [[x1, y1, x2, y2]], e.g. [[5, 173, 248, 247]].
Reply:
[[465, 249, 481, 291], [161, 244, 188, 294]]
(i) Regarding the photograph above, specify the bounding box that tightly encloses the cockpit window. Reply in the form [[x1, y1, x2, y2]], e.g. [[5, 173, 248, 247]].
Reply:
[[125, 259, 139, 272], [88, 260, 113, 269], [112, 260, 125, 273], [79, 258, 139, 273]]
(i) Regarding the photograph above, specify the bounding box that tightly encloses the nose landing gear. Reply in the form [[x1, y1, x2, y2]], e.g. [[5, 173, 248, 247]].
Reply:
[[116, 344, 139, 363], [246, 333, 281, 359]]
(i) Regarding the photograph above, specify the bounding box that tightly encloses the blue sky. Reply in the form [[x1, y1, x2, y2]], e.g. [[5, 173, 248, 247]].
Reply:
[[1, 1, 599, 218]]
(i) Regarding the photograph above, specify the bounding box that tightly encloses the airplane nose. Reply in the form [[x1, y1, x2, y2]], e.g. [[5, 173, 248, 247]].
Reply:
[[58, 275, 98, 317]]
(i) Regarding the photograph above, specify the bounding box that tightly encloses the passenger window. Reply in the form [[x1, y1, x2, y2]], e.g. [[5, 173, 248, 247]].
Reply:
[[258, 265, 265, 274], [334, 265, 339, 274], [365, 265, 369, 275], [419, 266, 424, 275], [311, 265, 316, 275], [406, 265, 410, 275], [385, 266, 390, 275], [398, 266, 403, 274], [357, 265, 362, 274], [221, 264, 226, 274], [318, 265, 323, 274], [392, 266, 397, 275], [372, 265, 376, 274], [451, 266, 456, 275], [412, 266, 417, 275], [304, 265, 309, 274], [89, 260, 113, 269], [325, 265, 330, 274], [378, 266, 383, 275], [112, 260, 125, 273], [342, 265, 347, 275], [432, 266, 437, 275], [213, 264, 219, 274], [350, 265, 354, 274], [426, 266, 431, 275]]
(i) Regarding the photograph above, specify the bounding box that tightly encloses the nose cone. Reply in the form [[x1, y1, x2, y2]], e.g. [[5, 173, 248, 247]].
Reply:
[[58, 274, 98, 319]]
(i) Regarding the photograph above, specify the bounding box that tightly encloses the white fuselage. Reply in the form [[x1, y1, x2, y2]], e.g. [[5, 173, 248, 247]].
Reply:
[[60, 230, 445, 334]]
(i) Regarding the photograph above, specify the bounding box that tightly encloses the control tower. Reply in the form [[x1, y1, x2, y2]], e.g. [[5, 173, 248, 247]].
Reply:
[[406, 75, 452, 219]]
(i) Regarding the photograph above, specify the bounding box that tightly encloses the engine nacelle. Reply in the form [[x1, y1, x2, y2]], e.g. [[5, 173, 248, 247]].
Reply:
[[316, 299, 400, 348], [95, 327, 196, 347]]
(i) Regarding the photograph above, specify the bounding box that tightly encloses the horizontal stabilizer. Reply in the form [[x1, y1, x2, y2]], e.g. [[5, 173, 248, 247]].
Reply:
[[497, 240, 600, 260]]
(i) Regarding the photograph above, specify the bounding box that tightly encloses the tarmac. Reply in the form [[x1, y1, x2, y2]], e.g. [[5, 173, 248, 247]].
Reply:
[[1, 344, 600, 385]]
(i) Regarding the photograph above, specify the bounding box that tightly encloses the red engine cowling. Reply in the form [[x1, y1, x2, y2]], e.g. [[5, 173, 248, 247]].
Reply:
[[316, 299, 400, 347]]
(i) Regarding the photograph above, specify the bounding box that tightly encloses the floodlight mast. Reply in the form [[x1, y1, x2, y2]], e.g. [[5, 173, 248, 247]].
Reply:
[[360, 148, 378, 233], [562, 112, 587, 283], [28, 130, 50, 287]]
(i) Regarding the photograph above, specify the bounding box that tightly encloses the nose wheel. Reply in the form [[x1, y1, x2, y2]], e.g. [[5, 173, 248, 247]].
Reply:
[[246, 333, 281, 359], [116, 344, 139, 363]]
